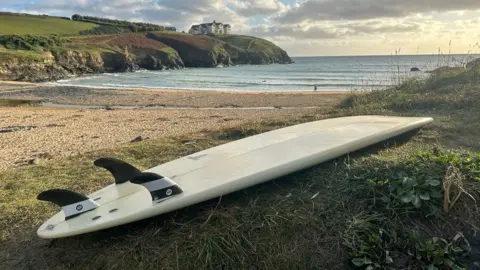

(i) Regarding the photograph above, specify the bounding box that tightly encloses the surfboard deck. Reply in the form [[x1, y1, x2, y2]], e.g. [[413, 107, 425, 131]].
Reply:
[[37, 115, 433, 238]]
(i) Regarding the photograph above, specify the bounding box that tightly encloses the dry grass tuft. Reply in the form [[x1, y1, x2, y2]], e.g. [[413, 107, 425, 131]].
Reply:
[[443, 166, 476, 214]]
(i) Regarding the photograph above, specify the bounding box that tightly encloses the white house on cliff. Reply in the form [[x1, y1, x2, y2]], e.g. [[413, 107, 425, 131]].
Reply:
[[189, 20, 231, 35]]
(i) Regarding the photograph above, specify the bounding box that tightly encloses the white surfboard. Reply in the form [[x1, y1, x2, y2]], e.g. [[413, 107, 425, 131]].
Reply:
[[36, 115, 433, 238]]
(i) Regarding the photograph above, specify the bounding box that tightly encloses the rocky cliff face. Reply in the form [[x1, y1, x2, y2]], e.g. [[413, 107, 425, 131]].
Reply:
[[146, 33, 232, 67], [0, 47, 184, 82], [218, 35, 293, 65], [226, 47, 292, 65], [0, 33, 293, 82], [0, 51, 104, 82], [130, 47, 184, 70]]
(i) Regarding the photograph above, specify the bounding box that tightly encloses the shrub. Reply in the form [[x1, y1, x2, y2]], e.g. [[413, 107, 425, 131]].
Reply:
[[0, 34, 71, 51], [72, 14, 165, 34], [342, 148, 479, 269]]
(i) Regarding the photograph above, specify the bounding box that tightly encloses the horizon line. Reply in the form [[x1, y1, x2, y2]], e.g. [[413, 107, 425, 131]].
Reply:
[[290, 53, 480, 58]]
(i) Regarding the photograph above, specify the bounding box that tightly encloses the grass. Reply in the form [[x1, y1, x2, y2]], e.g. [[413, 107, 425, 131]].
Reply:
[[213, 34, 290, 64], [215, 34, 286, 56], [0, 15, 97, 36], [0, 46, 45, 62], [0, 99, 41, 107], [147, 32, 224, 51], [1, 60, 480, 269], [335, 65, 480, 150], [67, 33, 179, 56]]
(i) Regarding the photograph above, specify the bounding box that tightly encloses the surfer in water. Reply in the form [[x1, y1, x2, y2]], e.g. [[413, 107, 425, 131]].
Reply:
[[314, 85, 317, 91]]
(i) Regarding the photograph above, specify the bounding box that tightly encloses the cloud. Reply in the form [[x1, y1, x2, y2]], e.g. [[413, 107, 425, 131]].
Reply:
[[278, 0, 480, 23], [230, 0, 286, 17], [157, 0, 224, 14], [248, 19, 422, 41], [20, 0, 246, 31], [343, 21, 421, 35], [250, 24, 340, 39], [6, 0, 480, 55]]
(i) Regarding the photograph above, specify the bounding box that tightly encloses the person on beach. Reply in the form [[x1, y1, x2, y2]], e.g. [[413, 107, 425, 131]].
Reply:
[[314, 85, 317, 91]]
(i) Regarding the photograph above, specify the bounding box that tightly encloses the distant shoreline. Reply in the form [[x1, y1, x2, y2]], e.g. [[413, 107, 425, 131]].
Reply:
[[0, 80, 348, 95]]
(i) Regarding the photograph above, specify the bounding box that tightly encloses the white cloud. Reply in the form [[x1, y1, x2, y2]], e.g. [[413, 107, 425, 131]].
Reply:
[[230, 0, 287, 16], [4, 0, 480, 55], [278, 0, 480, 23]]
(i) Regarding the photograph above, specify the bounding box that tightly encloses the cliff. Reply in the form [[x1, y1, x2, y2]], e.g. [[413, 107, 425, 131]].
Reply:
[[0, 33, 184, 81], [214, 35, 293, 65], [146, 32, 232, 67], [0, 32, 293, 82]]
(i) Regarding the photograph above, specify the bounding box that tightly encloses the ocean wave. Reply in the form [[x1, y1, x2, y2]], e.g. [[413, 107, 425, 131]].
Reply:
[[51, 55, 446, 91]]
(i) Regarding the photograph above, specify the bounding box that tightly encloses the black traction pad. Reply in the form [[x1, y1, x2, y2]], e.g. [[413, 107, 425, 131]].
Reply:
[[94, 157, 142, 184]]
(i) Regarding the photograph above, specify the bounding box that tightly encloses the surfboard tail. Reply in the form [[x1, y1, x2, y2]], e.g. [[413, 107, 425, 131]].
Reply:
[[37, 189, 99, 220]]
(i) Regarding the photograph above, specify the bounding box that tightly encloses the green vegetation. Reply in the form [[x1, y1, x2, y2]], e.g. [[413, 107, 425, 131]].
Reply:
[[0, 14, 96, 36], [0, 12, 164, 37], [72, 14, 164, 35], [72, 14, 164, 31], [0, 12, 292, 81], [1, 59, 480, 269], [214, 34, 292, 64], [146, 32, 232, 67], [216, 34, 285, 55], [0, 46, 45, 62], [0, 35, 71, 51], [79, 24, 141, 35], [0, 98, 41, 107]]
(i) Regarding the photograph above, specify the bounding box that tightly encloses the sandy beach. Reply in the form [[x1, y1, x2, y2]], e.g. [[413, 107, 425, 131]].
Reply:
[[0, 82, 345, 171], [0, 83, 346, 108]]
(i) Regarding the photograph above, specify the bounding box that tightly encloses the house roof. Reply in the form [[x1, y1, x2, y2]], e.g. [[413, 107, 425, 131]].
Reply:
[[194, 21, 230, 27]]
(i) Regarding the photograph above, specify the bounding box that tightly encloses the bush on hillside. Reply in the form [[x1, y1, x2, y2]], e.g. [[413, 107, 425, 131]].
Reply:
[[79, 25, 132, 35], [0, 11, 70, 20], [72, 14, 164, 34], [0, 35, 71, 50]]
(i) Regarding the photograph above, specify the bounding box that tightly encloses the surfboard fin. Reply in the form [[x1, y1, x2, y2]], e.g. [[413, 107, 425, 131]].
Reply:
[[130, 172, 183, 203], [38, 189, 99, 220], [94, 157, 142, 184]]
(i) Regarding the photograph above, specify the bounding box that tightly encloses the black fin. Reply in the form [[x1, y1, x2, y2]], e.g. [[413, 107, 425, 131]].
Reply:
[[37, 189, 89, 207], [130, 172, 165, 184], [94, 157, 142, 184], [131, 172, 183, 202], [38, 189, 98, 220]]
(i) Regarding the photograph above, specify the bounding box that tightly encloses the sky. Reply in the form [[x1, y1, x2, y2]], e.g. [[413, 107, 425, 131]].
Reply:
[[1, 0, 480, 56]]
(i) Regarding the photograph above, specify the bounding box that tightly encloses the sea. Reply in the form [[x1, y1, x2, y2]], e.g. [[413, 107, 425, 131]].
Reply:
[[53, 54, 479, 92]]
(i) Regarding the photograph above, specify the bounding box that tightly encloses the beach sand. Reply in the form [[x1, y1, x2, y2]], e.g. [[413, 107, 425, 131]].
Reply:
[[0, 82, 346, 171], [0, 83, 347, 108]]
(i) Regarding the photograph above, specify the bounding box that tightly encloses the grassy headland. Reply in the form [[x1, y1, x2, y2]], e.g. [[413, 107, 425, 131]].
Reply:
[[215, 34, 292, 64], [0, 12, 292, 82], [0, 14, 97, 36], [1, 60, 480, 270]]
